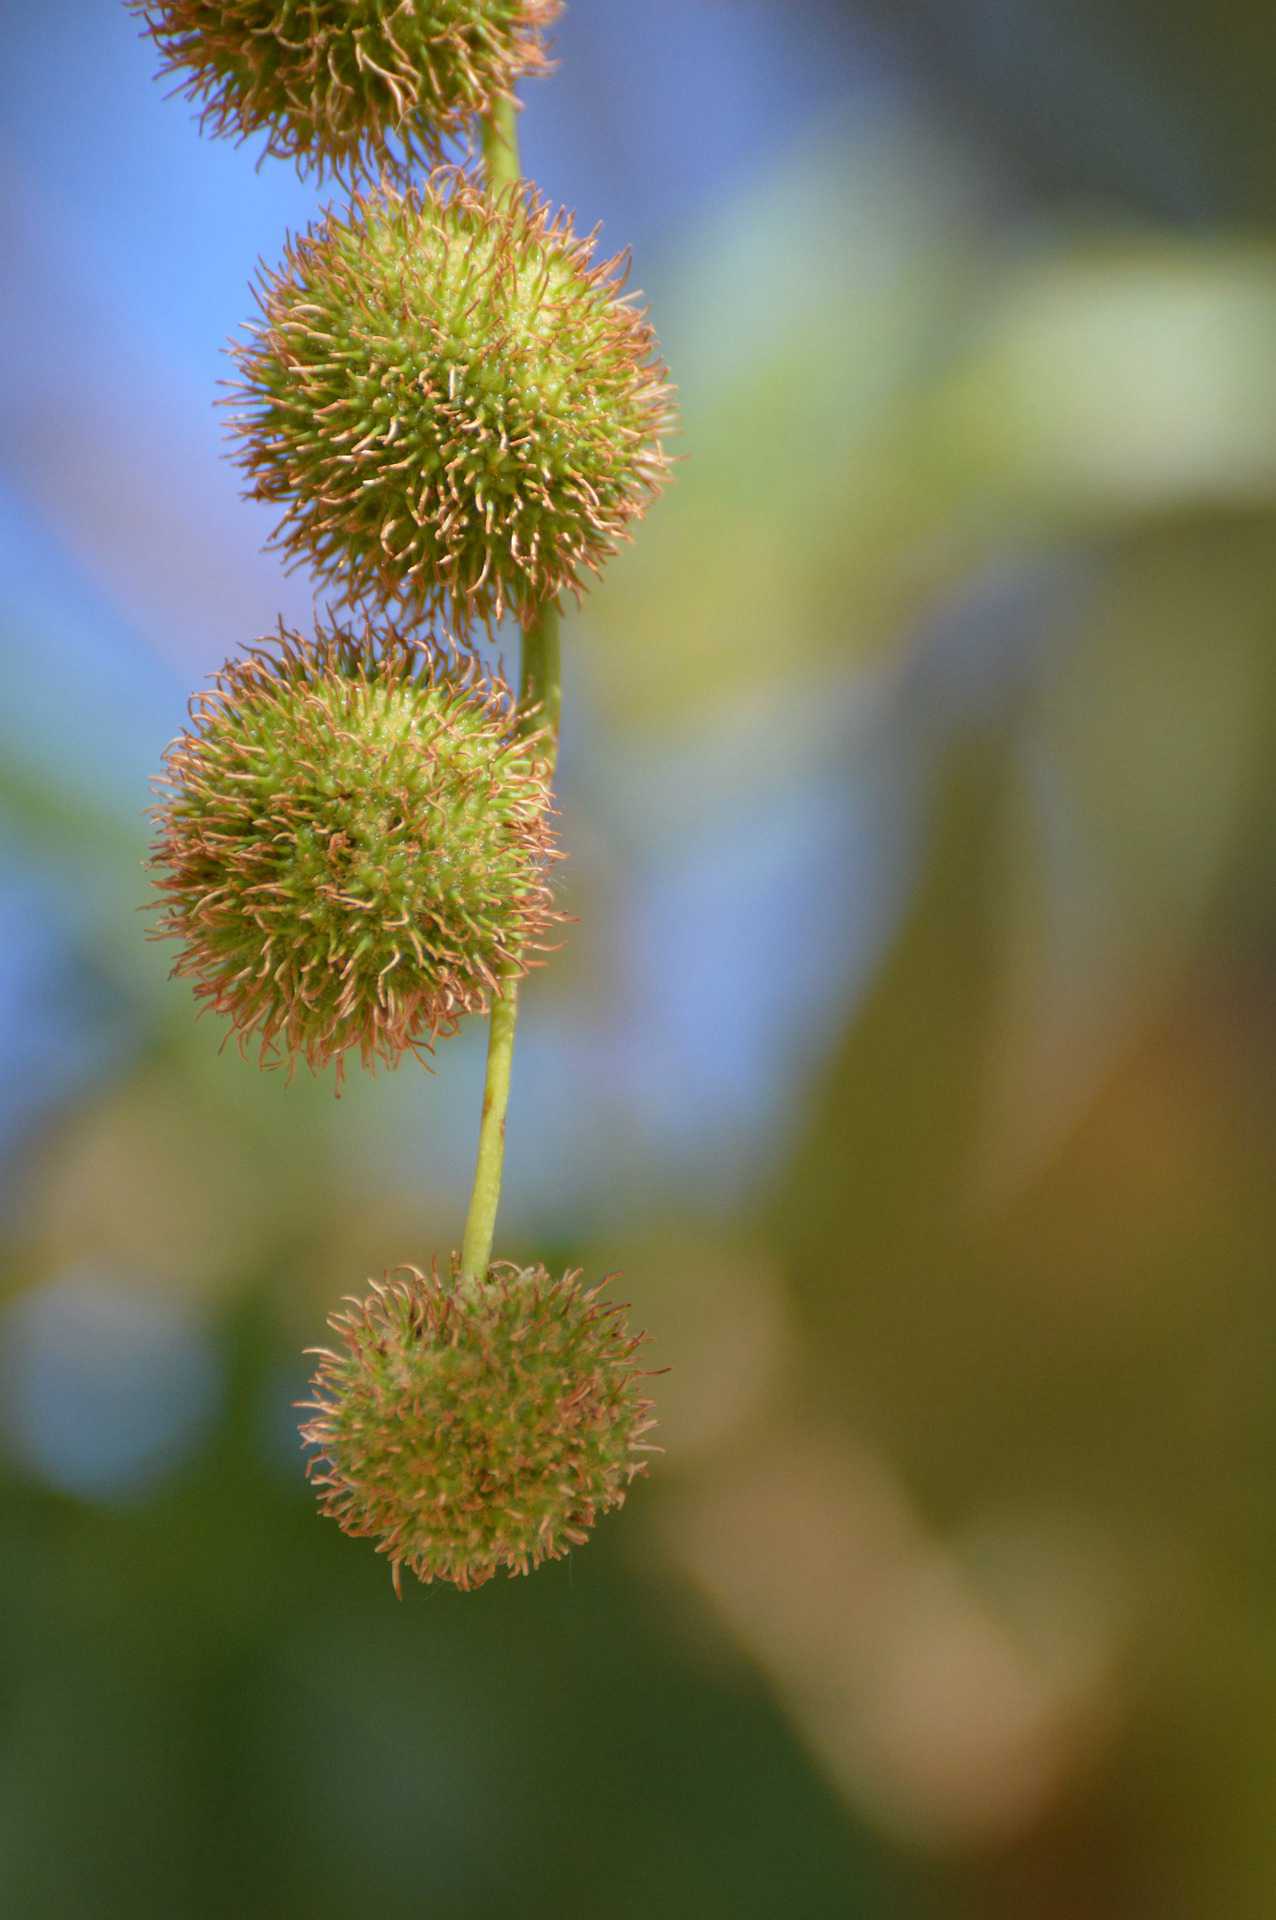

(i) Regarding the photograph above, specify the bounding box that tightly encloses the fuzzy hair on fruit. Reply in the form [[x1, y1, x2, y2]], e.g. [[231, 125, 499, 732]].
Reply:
[[149, 618, 559, 1082], [229, 169, 674, 634], [301, 1259, 658, 1591], [134, 0, 560, 180]]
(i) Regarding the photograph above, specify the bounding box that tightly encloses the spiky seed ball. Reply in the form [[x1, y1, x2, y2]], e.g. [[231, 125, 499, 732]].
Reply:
[[300, 1260, 658, 1590], [133, 0, 560, 182], [149, 619, 558, 1082], [229, 169, 674, 633]]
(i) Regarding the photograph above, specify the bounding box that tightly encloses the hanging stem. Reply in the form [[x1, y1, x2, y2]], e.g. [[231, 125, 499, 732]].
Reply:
[[458, 109, 562, 1285], [481, 90, 521, 196], [520, 600, 561, 769], [458, 606, 561, 1286], [458, 964, 521, 1283]]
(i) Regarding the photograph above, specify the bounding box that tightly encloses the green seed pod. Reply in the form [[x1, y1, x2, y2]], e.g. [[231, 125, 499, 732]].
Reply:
[[229, 169, 674, 633], [133, 0, 560, 181], [149, 619, 558, 1083], [300, 1259, 658, 1591]]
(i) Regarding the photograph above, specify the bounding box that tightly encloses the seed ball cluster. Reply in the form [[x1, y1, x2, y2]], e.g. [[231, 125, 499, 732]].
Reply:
[[301, 1260, 657, 1590], [149, 620, 558, 1082], [134, 0, 560, 180], [230, 168, 674, 633]]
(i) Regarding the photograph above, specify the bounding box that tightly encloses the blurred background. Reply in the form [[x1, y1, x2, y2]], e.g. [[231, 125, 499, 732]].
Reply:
[[2, 1, 1275, 1912]]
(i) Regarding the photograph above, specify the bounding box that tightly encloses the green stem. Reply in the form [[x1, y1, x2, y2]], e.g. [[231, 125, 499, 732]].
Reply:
[[520, 600, 561, 769], [458, 972, 521, 1283], [457, 605, 560, 1281], [458, 110, 562, 1286], [481, 91, 521, 196]]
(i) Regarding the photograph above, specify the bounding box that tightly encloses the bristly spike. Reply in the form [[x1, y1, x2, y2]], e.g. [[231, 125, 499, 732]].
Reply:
[[131, 0, 560, 184], [300, 1256, 657, 1591], [228, 168, 675, 637], [148, 617, 561, 1081]]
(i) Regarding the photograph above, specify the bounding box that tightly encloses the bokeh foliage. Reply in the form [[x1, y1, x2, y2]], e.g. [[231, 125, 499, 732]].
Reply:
[[3, 1, 1276, 1914]]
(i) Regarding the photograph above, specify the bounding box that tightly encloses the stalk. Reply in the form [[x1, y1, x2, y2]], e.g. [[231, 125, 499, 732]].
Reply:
[[458, 107, 563, 1285], [480, 90, 521, 195]]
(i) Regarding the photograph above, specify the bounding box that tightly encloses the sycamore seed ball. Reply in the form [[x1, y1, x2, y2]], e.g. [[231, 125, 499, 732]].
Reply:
[[230, 169, 674, 634], [134, 0, 560, 180], [149, 621, 558, 1082], [300, 1260, 658, 1591]]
